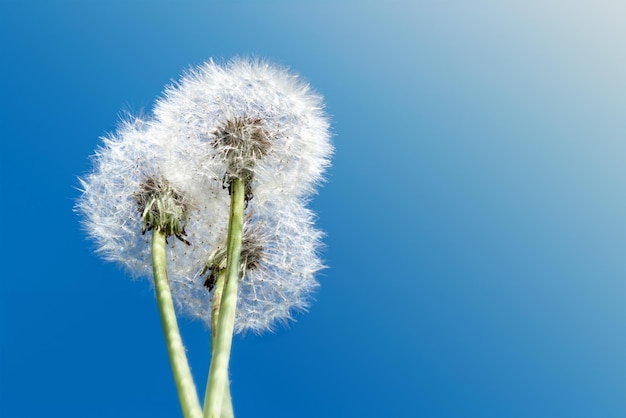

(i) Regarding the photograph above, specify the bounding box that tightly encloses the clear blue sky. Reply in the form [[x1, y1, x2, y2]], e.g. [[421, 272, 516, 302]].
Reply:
[[1, 1, 625, 417]]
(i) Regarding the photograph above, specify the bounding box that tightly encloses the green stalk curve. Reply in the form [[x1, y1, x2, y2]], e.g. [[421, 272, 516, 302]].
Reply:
[[152, 229, 203, 418], [203, 177, 245, 418]]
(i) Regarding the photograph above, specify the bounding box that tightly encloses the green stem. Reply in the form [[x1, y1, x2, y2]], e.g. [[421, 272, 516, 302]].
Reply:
[[207, 270, 234, 418], [203, 178, 245, 418], [210, 271, 227, 342], [152, 229, 203, 418]]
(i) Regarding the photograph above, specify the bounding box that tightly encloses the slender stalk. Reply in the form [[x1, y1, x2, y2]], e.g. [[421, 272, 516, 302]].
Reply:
[[152, 229, 203, 418], [207, 270, 234, 418], [210, 271, 227, 342], [204, 178, 245, 418]]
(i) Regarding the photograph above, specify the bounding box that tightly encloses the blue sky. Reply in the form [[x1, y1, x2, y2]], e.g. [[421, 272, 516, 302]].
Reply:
[[1, 1, 625, 417]]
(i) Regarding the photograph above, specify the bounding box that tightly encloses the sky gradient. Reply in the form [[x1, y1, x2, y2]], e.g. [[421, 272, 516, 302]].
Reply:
[[1, 1, 625, 417]]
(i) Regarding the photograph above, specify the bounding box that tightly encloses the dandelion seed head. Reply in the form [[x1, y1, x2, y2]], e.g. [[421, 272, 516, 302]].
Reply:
[[153, 57, 333, 202], [183, 201, 324, 334], [76, 117, 226, 294]]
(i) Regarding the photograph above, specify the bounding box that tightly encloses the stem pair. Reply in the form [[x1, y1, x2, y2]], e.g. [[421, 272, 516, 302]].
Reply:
[[151, 178, 245, 418]]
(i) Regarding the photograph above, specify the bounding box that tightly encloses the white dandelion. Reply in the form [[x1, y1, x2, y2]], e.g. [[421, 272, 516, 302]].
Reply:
[[77, 57, 333, 418], [153, 57, 332, 201]]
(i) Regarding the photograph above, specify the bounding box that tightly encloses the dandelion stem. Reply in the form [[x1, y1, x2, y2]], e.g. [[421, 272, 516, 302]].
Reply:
[[207, 270, 234, 418], [210, 270, 227, 342], [152, 229, 203, 418], [204, 177, 245, 418]]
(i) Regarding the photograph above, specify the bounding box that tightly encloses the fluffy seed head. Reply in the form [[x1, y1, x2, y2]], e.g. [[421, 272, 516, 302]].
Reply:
[[76, 117, 227, 292], [152, 57, 333, 203], [187, 203, 325, 334]]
